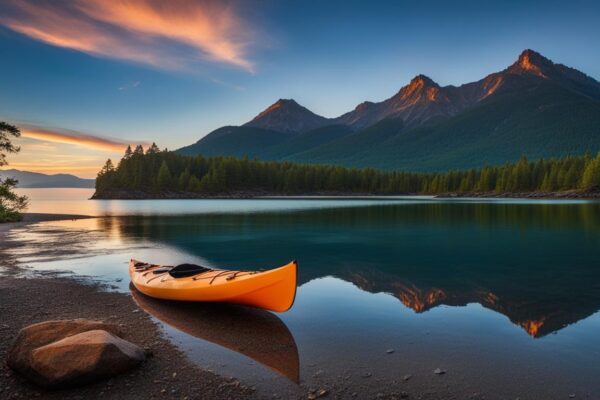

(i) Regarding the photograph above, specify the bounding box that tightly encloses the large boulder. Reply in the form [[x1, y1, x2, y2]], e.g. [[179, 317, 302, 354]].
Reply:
[[7, 319, 145, 388], [29, 329, 146, 388], [7, 319, 121, 374]]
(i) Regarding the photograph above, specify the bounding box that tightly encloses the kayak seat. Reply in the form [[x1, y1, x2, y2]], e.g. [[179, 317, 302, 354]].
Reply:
[[169, 263, 212, 278], [152, 268, 172, 274]]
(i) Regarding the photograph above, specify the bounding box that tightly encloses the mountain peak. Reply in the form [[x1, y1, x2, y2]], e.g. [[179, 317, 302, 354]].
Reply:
[[409, 74, 438, 87], [263, 98, 300, 112], [244, 99, 329, 134], [510, 49, 554, 77], [354, 101, 375, 113], [396, 74, 442, 103]]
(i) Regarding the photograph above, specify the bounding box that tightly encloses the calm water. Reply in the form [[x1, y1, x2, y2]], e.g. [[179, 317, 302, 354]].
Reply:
[[6, 189, 600, 398]]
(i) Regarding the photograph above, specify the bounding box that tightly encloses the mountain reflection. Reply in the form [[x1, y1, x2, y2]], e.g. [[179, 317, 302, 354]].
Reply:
[[106, 201, 600, 338]]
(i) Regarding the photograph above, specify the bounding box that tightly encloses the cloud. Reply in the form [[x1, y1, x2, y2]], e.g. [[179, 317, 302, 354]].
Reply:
[[118, 81, 141, 91], [19, 124, 145, 153], [0, 0, 256, 72]]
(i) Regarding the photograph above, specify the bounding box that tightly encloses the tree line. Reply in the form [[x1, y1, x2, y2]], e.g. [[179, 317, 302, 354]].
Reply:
[[96, 145, 600, 196]]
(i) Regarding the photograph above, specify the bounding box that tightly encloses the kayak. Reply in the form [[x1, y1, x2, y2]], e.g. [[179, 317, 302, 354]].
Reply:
[[128, 259, 297, 312]]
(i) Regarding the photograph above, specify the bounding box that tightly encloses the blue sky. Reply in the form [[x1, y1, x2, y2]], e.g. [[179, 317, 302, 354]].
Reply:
[[0, 0, 599, 176]]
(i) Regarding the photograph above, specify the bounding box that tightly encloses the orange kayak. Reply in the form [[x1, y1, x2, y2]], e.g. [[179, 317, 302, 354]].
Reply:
[[128, 259, 297, 312]]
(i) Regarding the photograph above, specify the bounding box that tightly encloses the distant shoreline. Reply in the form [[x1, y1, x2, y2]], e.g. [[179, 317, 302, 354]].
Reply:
[[435, 189, 600, 200], [91, 189, 600, 201]]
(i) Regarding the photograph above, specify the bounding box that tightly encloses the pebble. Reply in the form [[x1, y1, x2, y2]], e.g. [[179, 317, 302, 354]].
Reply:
[[400, 391, 409, 398], [363, 372, 372, 378], [132, 309, 140, 313], [386, 349, 395, 354], [568, 395, 576, 399], [433, 368, 446, 375], [402, 374, 412, 381]]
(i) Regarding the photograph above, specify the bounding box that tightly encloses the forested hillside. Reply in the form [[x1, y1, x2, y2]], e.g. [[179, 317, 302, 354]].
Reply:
[[177, 50, 600, 172], [94, 145, 600, 198]]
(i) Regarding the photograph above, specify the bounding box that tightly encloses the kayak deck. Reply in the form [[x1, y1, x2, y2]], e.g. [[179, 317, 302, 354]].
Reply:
[[129, 259, 297, 312]]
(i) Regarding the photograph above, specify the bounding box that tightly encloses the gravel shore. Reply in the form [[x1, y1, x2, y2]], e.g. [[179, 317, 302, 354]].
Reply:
[[0, 214, 255, 400]]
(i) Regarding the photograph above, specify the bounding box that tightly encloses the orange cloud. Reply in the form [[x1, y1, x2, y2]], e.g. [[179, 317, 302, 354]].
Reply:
[[20, 125, 143, 153], [0, 0, 255, 72]]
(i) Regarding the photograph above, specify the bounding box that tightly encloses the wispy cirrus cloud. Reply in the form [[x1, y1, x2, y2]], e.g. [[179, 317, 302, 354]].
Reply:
[[118, 81, 141, 91], [0, 0, 256, 72], [19, 124, 146, 153]]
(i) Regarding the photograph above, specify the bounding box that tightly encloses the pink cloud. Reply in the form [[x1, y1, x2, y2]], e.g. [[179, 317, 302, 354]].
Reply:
[[20, 124, 146, 153], [0, 0, 256, 72]]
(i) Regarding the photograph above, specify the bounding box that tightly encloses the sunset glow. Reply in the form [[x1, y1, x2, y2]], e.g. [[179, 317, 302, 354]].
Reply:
[[20, 126, 139, 153], [0, 0, 255, 72], [4, 126, 147, 178]]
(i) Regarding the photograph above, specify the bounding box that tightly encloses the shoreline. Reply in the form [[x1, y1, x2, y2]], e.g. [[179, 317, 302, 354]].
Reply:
[[435, 189, 600, 200], [0, 217, 257, 400], [1, 210, 597, 398], [0, 274, 256, 400], [91, 189, 600, 200]]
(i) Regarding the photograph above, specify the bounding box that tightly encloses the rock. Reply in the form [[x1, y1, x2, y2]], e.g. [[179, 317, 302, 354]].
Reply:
[[308, 388, 329, 399], [7, 319, 121, 376], [6, 320, 144, 389], [28, 329, 145, 388], [386, 349, 395, 354], [402, 374, 412, 381], [433, 368, 446, 375]]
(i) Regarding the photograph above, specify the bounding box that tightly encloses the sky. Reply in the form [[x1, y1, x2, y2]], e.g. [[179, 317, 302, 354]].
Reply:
[[1, 0, 599, 177]]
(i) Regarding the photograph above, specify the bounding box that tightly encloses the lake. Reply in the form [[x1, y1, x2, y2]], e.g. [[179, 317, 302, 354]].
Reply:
[[6, 188, 600, 398]]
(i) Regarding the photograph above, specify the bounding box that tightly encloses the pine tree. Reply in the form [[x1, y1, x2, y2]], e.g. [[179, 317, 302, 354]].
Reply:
[[581, 153, 600, 190], [157, 160, 172, 190], [187, 175, 202, 192], [146, 142, 160, 154], [123, 145, 133, 159], [178, 169, 191, 191]]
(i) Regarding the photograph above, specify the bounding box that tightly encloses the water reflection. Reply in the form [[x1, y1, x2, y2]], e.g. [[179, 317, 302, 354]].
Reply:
[[130, 285, 300, 382], [107, 202, 600, 338]]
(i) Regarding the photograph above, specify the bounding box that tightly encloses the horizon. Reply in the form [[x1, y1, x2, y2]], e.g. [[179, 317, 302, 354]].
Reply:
[[1, 0, 600, 177]]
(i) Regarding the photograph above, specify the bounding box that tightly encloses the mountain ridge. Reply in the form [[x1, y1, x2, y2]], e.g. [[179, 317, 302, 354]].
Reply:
[[0, 169, 95, 188], [178, 49, 600, 171]]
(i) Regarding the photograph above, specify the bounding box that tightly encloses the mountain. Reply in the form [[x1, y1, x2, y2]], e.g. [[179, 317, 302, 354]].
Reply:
[[334, 74, 475, 130], [261, 124, 354, 159], [244, 99, 331, 133], [178, 50, 600, 171], [178, 126, 292, 159], [0, 169, 95, 188]]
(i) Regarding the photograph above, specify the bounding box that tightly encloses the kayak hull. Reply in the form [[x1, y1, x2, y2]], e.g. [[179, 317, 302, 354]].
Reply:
[[129, 259, 297, 312]]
